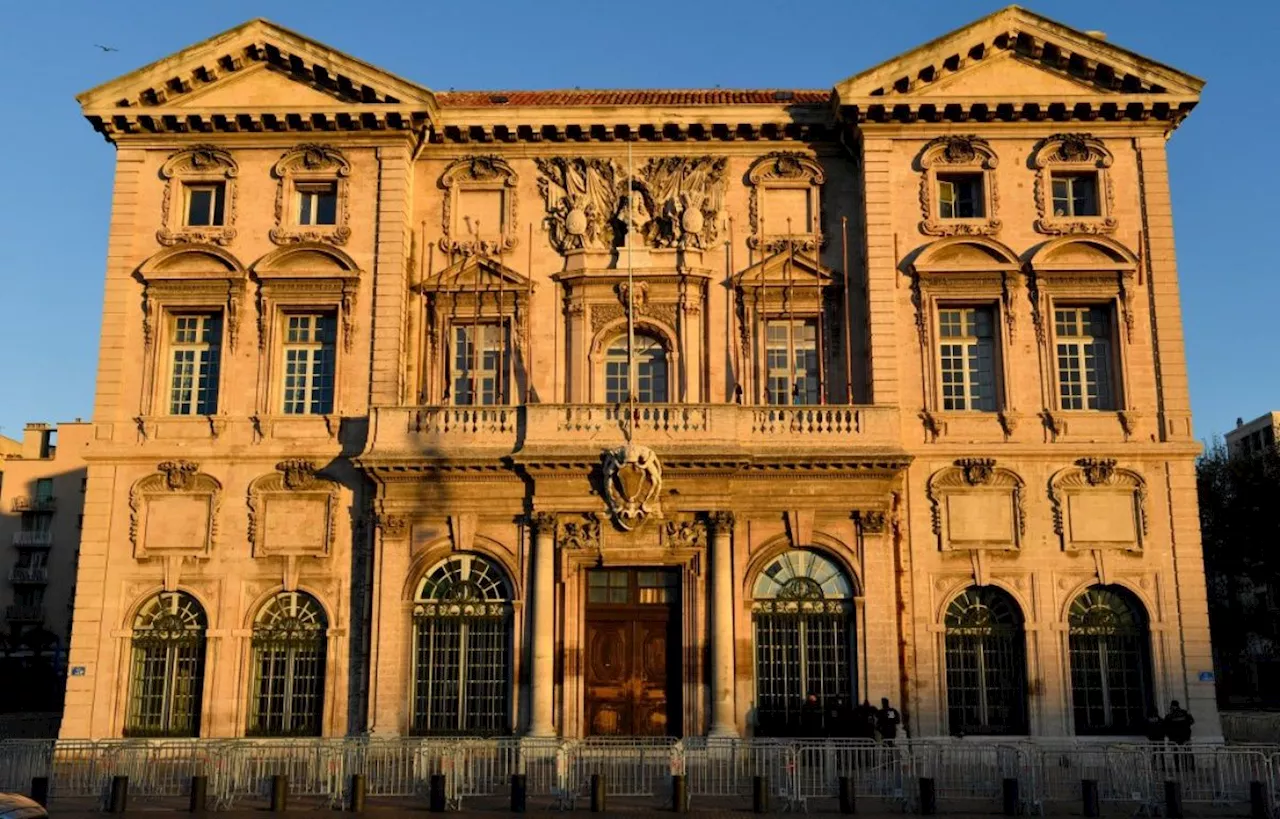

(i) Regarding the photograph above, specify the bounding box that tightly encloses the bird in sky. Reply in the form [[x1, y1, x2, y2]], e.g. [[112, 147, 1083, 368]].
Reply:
[[94, 44, 119, 52]]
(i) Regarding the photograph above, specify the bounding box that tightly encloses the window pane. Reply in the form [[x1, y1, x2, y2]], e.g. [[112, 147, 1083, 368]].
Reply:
[[605, 333, 667, 403], [765, 319, 820, 406], [187, 188, 212, 226], [169, 314, 222, 416], [937, 306, 997, 412], [938, 174, 983, 219], [452, 323, 509, 406], [1055, 306, 1116, 411], [281, 314, 336, 415]]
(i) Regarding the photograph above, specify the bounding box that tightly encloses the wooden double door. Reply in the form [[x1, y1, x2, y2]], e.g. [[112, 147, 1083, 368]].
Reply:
[[584, 568, 682, 737]]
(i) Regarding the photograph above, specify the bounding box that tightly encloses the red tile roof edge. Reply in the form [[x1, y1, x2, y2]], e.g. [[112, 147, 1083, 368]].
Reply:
[[435, 89, 833, 107]]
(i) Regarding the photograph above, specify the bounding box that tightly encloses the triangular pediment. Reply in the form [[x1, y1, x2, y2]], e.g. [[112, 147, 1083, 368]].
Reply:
[[78, 18, 436, 119], [835, 6, 1203, 103], [420, 255, 530, 293], [736, 250, 834, 288]]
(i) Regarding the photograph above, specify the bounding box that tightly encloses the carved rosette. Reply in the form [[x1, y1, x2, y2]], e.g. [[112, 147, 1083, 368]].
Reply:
[[246, 460, 340, 558], [918, 135, 1001, 237], [157, 145, 239, 247], [129, 460, 222, 558], [926, 459, 1026, 550], [1049, 458, 1147, 551], [1032, 134, 1117, 235], [269, 144, 353, 246], [746, 152, 826, 252], [602, 444, 663, 531], [440, 155, 520, 256]]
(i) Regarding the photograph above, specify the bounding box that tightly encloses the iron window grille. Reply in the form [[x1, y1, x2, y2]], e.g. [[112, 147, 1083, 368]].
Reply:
[[944, 587, 1028, 736], [248, 591, 328, 737], [125, 591, 207, 737], [411, 554, 512, 735], [751, 550, 855, 736], [1069, 586, 1153, 735]]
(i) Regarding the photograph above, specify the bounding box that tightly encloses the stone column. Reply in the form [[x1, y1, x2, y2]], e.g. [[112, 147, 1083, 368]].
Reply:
[[528, 513, 558, 737], [708, 511, 739, 737]]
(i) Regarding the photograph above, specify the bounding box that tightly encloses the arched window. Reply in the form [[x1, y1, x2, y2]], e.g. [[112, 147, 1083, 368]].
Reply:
[[126, 591, 207, 737], [412, 554, 512, 735], [751, 549, 855, 736], [604, 332, 668, 403], [1069, 585, 1153, 735], [248, 591, 328, 737], [944, 587, 1028, 735]]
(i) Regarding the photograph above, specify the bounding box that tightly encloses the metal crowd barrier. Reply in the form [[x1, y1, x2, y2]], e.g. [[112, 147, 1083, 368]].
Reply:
[[1, 737, 1278, 812]]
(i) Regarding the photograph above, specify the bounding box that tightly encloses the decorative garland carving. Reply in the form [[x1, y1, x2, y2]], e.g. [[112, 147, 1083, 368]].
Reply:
[[926, 459, 1026, 549], [664, 518, 706, 550], [1032, 134, 1117, 235], [1048, 459, 1147, 550], [439, 155, 520, 256], [558, 513, 602, 551], [246, 459, 339, 557], [269, 144, 353, 246], [746, 152, 826, 252], [918, 135, 1001, 237], [129, 461, 222, 557], [157, 144, 239, 247], [375, 512, 407, 539]]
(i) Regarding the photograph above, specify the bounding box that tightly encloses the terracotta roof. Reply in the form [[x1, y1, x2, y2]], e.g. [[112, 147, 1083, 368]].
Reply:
[[435, 89, 831, 107]]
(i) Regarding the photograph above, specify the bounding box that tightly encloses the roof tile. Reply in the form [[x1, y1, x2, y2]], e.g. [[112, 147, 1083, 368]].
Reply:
[[435, 89, 831, 107]]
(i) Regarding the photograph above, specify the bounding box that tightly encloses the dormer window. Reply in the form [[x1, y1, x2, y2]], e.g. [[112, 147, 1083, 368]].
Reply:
[[919, 136, 1000, 236], [184, 183, 226, 227], [297, 182, 338, 226], [1033, 134, 1116, 235], [1051, 173, 1099, 218]]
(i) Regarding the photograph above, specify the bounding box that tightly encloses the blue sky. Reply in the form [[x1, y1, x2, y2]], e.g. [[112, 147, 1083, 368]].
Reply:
[[0, 0, 1274, 443]]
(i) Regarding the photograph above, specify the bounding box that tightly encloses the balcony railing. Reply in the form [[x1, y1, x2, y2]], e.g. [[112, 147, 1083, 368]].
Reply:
[[371, 403, 902, 460], [5, 604, 44, 623], [12, 531, 54, 547], [11, 496, 56, 513], [9, 566, 49, 584]]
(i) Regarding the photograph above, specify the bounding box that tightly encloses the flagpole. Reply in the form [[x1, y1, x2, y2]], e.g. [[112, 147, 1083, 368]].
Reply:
[[471, 221, 481, 406], [625, 140, 636, 442], [842, 216, 854, 405], [526, 221, 534, 402], [786, 219, 796, 405], [498, 232, 506, 406]]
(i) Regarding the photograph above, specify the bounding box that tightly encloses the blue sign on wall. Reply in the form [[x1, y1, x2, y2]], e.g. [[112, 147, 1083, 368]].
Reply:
[[70, 666, 86, 677], [1198, 671, 1215, 683]]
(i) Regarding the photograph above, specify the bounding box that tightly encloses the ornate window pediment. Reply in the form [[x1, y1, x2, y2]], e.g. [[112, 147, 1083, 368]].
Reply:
[[1032, 134, 1117, 236], [747, 152, 825, 252], [918, 135, 1000, 237], [1027, 235, 1139, 345], [270, 144, 352, 246], [927, 458, 1025, 550], [158, 144, 238, 247], [247, 459, 340, 558], [138, 245, 248, 355], [251, 243, 362, 355], [440, 155, 519, 256], [129, 460, 221, 559], [1049, 458, 1146, 551]]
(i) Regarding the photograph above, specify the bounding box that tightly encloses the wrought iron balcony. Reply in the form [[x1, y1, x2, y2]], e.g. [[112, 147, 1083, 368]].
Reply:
[[11, 496, 56, 513], [9, 566, 49, 584], [5, 604, 44, 623], [12, 531, 54, 548]]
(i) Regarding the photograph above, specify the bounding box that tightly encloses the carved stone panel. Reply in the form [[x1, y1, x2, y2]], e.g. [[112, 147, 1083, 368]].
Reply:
[[917, 135, 1001, 237], [130, 460, 221, 558], [440, 155, 519, 256], [1049, 458, 1146, 552], [247, 459, 340, 558], [1031, 134, 1117, 236], [746, 152, 825, 252], [157, 145, 239, 247], [927, 458, 1025, 550], [269, 144, 353, 246]]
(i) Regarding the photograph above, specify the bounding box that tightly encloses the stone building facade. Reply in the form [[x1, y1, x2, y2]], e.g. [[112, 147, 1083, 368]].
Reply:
[[64, 7, 1219, 740]]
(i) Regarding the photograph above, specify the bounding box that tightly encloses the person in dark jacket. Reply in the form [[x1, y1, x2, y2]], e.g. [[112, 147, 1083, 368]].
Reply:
[[877, 698, 902, 744], [1164, 700, 1195, 771], [827, 697, 850, 738], [1145, 712, 1166, 770], [800, 692, 824, 737]]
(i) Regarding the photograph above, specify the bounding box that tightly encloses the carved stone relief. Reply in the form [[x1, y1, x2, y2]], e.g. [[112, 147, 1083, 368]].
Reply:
[[1031, 133, 1117, 235], [440, 155, 520, 256], [926, 459, 1026, 550], [157, 145, 239, 247], [558, 513, 602, 551], [917, 135, 1001, 237], [602, 444, 663, 531], [129, 460, 222, 559], [269, 144, 353, 246], [746, 152, 826, 252], [247, 459, 340, 558], [1049, 458, 1147, 551], [663, 517, 706, 550]]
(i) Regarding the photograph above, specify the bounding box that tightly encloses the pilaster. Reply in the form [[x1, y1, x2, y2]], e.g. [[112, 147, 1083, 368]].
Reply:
[[369, 144, 414, 406]]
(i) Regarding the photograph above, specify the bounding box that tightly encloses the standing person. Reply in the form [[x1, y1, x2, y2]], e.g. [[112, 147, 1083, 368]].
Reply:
[[1145, 711, 1166, 771], [877, 698, 902, 745], [827, 697, 850, 738], [1163, 700, 1195, 771], [860, 699, 879, 740], [800, 692, 824, 737]]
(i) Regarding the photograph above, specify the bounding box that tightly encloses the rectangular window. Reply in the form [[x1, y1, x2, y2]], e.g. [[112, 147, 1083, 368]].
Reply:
[[1051, 173, 1100, 217], [281, 313, 337, 415], [184, 183, 226, 227], [938, 173, 984, 219], [297, 182, 338, 226], [765, 319, 820, 405], [451, 323, 510, 406], [168, 313, 222, 416], [34, 478, 54, 502], [937, 306, 998, 411], [1055, 306, 1116, 411]]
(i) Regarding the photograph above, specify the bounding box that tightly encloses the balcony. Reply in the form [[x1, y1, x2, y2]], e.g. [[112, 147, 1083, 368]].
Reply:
[[9, 566, 49, 584], [5, 604, 44, 623], [365, 403, 904, 465], [11, 496, 56, 513], [12, 531, 54, 548]]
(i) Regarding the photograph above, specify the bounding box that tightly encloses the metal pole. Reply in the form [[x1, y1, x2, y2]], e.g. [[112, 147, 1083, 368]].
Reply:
[[1165, 780, 1183, 819], [498, 235, 506, 406], [30, 777, 48, 807], [510, 773, 527, 813], [625, 141, 636, 437], [109, 776, 129, 814], [752, 775, 769, 814], [349, 774, 365, 813], [270, 774, 287, 813], [841, 215, 854, 403], [1081, 779, 1100, 818], [429, 774, 446, 812], [526, 221, 534, 400], [190, 775, 208, 813], [471, 222, 482, 406], [786, 222, 796, 404], [671, 774, 687, 813], [918, 777, 936, 816], [727, 216, 740, 402], [1002, 778, 1019, 816], [590, 774, 606, 812]]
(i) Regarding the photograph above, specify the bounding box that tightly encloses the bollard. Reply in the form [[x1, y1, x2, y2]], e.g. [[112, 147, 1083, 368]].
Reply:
[[190, 775, 208, 813], [1002, 777, 1019, 816], [1165, 780, 1183, 819], [510, 773, 527, 814], [752, 775, 769, 814], [29, 777, 48, 808], [838, 775, 856, 814], [1251, 780, 1272, 819], [590, 774, 606, 813], [349, 774, 366, 813], [429, 774, 446, 812], [671, 774, 687, 813], [918, 777, 936, 816], [270, 774, 288, 813], [108, 775, 129, 814], [1081, 779, 1100, 818]]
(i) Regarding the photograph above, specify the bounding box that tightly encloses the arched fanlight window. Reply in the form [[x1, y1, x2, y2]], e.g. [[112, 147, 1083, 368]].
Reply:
[[751, 549, 855, 736], [412, 554, 512, 735], [604, 333, 668, 403], [1069, 585, 1153, 735], [126, 591, 207, 737], [248, 591, 328, 737], [944, 586, 1028, 736]]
